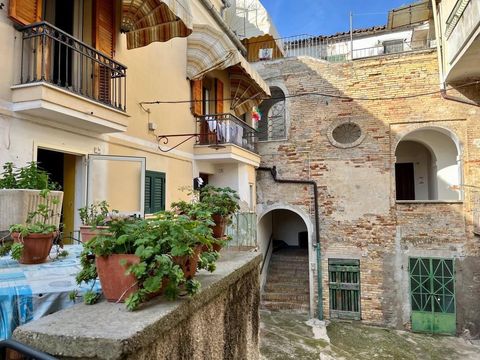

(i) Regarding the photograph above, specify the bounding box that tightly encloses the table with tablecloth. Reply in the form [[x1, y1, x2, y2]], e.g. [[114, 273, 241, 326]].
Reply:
[[0, 245, 99, 340]]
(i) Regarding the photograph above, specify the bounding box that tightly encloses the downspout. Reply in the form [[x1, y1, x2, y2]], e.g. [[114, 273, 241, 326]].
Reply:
[[257, 166, 323, 320], [199, 0, 247, 56], [431, 0, 480, 107]]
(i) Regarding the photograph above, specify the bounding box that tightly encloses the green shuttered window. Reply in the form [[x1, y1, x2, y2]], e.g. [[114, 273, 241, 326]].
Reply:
[[145, 171, 166, 214]]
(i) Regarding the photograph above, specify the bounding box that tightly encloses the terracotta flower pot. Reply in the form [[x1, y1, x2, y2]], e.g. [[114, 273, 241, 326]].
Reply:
[[12, 232, 55, 264], [172, 245, 203, 280], [211, 214, 228, 238], [79, 225, 110, 243], [96, 254, 140, 302]]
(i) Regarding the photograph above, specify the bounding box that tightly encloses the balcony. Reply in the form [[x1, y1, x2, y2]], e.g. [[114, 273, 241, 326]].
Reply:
[[11, 22, 128, 133], [194, 114, 261, 166], [443, 0, 480, 82]]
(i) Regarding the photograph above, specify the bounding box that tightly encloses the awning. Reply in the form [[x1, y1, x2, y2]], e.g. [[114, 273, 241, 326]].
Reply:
[[122, 0, 193, 50], [187, 24, 271, 116]]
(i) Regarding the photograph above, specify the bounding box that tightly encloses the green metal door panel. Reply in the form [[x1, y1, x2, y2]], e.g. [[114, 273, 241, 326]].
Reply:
[[433, 313, 456, 335], [409, 258, 456, 335], [411, 311, 434, 333]]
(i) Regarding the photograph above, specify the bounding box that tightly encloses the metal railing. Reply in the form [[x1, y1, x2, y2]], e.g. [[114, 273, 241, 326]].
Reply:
[[226, 212, 257, 249], [18, 22, 127, 111], [0, 339, 57, 359], [196, 113, 257, 152], [247, 34, 434, 63]]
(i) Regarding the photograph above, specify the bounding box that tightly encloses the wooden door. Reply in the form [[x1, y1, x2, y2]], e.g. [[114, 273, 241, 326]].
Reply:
[[93, 0, 115, 104]]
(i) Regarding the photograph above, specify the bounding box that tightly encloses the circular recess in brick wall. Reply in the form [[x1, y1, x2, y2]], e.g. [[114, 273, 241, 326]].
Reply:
[[327, 120, 365, 148]]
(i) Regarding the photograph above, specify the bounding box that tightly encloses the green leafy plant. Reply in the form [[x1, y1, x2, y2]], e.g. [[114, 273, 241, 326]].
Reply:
[[79, 201, 116, 227], [0, 162, 59, 190], [10, 242, 24, 260], [83, 290, 101, 305], [9, 189, 59, 237], [75, 212, 217, 310], [198, 185, 240, 218]]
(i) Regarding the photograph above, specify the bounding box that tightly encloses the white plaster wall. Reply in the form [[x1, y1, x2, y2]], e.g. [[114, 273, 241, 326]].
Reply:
[[258, 211, 272, 288], [395, 140, 432, 200], [272, 209, 307, 246], [403, 129, 460, 200]]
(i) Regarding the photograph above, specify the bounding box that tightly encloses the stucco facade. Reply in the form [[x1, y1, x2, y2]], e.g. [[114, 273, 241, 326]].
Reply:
[[0, 0, 264, 236]]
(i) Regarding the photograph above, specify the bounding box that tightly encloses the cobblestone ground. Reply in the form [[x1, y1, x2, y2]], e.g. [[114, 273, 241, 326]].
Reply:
[[260, 310, 480, 360]]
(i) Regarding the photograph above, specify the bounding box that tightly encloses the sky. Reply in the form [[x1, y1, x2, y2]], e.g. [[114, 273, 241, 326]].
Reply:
[[260, 0, 416, 37]]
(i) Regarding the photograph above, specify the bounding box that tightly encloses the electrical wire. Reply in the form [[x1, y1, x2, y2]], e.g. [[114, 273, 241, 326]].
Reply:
[[139, 80, 480, 106]]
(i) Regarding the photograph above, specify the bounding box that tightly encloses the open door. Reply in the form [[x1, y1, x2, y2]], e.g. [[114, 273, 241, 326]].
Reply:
[[87, 155, 145, 217]]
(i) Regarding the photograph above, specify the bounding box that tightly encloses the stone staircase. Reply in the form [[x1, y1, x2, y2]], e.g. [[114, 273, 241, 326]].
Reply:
[[261, 247, 310, 313]]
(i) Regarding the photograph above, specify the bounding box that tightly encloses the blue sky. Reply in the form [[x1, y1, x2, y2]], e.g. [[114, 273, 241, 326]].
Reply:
[[260, 0, 415, 37]]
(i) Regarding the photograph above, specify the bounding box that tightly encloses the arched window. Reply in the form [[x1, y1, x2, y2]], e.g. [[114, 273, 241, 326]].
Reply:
[[258, 87, 286, 141], [395, 128, 461, 201]]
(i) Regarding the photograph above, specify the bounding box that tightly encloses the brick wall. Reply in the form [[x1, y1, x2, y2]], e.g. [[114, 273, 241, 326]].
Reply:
[[255, 50, 480, 334]]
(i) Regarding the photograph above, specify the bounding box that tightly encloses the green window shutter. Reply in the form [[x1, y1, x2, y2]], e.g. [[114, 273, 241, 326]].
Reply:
[[145, 171, 166, 214]]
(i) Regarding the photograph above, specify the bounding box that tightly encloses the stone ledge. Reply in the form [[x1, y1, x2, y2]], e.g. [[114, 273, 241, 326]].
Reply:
[[13, 251, 262, 360]]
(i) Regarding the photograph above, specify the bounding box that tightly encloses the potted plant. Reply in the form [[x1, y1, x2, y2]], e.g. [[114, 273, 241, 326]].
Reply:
[[78, 201, 116, 243], [198, 185, 240, 239], [75, 211, 217, 311], [9, 189, 59, 264], [0, 162, 63, 233]]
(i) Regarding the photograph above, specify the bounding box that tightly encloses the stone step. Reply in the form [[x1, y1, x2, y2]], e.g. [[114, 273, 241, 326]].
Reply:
[[260, 301, 310, 312], [262, 292, 309, 302], [270, 255, 308, 263], [264, 282, 309, 293], [268, 263, 308, 270], [266, 274, 309, 283]]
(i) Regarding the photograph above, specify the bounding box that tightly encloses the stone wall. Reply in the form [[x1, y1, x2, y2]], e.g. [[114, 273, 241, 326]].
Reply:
[[254, 50, 480, 335], [13, 252, 261, 360]]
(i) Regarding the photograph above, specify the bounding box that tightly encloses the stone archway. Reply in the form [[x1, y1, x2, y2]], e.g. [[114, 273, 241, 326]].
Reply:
[[257, 203, 315, 317]]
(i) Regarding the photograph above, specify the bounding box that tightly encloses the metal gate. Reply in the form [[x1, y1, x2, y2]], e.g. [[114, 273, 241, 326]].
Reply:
[[409, 258, 456, 335], [328, 259, 361, 320]]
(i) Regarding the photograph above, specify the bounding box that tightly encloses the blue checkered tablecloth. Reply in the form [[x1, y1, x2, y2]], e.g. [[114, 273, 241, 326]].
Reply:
[[0, 245, 99, 340]]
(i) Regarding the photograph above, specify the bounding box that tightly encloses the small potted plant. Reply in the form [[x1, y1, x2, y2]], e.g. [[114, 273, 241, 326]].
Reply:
[[0, 162, 63, 233], [9, 189, 59, 264], [198, 185, 240, 239], [75, 211, 217, 311], [78, 201, 116, 243]]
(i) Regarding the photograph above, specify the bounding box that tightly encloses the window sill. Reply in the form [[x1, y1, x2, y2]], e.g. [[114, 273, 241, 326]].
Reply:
[[396, 200, 463, 204]]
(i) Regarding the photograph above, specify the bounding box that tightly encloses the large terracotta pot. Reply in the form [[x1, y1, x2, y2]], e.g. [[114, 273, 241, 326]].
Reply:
[[79, 225, 110, 243], [211, 214, 228, 238], [96, 254, 140, 302], [172, 245, 203, 280], [11, 232, 55, 264]]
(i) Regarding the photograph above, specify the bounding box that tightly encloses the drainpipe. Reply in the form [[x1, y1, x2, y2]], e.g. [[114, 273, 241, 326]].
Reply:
[[199, 0, 247, 56], [257, 166, 323, 320], [431, 0, 479, 107]]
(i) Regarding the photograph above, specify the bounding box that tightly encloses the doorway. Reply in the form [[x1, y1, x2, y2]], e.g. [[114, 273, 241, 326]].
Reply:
[[409, 257, 456, 335], [37, 148, 82, 242], [395, 163, 415, 200]]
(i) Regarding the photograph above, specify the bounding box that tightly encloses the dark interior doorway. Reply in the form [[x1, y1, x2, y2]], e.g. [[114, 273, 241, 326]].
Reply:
[[395, 162, 415, 200], [37, 148, 78, 242], [44, 0, 75, 87]]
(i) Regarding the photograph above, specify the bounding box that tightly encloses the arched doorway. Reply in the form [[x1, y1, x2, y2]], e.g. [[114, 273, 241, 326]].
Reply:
[[395, 128, 461, 201], [258, 86, 286, 141], [257, 206, 314, 316]]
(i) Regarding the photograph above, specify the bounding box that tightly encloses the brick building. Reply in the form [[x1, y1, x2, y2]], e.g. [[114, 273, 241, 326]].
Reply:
[[254, 47, 480, 336]]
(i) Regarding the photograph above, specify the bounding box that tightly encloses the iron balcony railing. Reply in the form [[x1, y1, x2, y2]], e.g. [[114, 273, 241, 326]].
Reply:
[[18, 21, 127, 111], [248, 34, 434, 63], [0, 339, 57, 359], [196, 113, 257, 153]]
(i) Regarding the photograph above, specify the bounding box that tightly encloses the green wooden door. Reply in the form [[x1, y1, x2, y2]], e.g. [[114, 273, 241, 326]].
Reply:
[[409, 258, 456, 335]]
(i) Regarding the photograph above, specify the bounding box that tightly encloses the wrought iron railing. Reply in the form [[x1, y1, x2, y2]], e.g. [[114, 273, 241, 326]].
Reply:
[[196, 113, 257, 152], [226, 212, 257, 249], [247, 34, 434, 63], [0, 339, 57, 359], [18, 21, 127, 111]]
